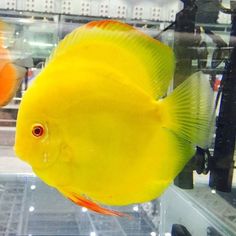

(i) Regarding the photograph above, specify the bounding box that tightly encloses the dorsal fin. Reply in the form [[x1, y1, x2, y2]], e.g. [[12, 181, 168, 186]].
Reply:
[[85, 19, 133, 31], [49, 20, 135, 61], [49, 20, 175, 99]]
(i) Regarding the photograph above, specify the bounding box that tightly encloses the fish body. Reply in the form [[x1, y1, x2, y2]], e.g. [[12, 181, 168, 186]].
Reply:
[[15, 20, 213, 216], [0, 21, 25, 107]]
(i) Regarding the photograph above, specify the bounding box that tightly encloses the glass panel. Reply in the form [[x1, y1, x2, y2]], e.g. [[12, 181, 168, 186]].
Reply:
[[0, 1, 235, 236]]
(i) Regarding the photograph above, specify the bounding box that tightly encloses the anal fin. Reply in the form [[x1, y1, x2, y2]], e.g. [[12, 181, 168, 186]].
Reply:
[[67, 192, 129, 218]]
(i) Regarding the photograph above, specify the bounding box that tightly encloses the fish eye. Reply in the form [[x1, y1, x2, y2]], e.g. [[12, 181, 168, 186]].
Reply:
[[32, 124, 44, 138]]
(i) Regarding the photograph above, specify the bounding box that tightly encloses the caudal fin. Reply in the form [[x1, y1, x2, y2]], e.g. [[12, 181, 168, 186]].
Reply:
[[160, 72, 214, 148]]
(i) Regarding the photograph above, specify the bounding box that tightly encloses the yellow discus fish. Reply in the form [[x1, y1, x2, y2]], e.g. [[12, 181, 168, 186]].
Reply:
[[14, 20, 213, 217]]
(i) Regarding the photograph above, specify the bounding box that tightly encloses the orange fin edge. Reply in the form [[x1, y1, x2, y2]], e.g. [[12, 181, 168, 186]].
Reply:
[[68, 193, 131, 218], [85, 19, 133, 31]]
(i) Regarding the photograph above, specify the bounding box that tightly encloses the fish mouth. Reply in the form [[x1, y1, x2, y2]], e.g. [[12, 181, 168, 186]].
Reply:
[[13, 145, 34, 169], [13, 145, 26, 161]]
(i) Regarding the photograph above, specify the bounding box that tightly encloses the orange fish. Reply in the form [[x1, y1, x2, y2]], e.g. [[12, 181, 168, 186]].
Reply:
[[0, 21, 25, 107]]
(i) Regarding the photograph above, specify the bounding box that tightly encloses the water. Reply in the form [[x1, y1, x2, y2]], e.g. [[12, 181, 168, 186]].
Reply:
[[0, 1, 236, 236]]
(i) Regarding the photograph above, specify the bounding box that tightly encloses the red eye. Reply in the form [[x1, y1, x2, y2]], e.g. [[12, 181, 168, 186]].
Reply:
[[32, 124, 44, 137]]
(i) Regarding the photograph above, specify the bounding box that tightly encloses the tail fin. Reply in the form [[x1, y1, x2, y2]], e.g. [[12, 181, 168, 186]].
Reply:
[[160, 72, 214, 148]]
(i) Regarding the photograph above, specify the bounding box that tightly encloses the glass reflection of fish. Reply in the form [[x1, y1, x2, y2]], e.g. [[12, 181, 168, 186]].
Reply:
[[0, 21, 24, 107], [14, 20, 214, 217]]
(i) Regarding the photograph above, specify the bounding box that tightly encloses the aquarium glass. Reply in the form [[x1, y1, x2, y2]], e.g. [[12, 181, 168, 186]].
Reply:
[[0, 0, 235, 235]]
